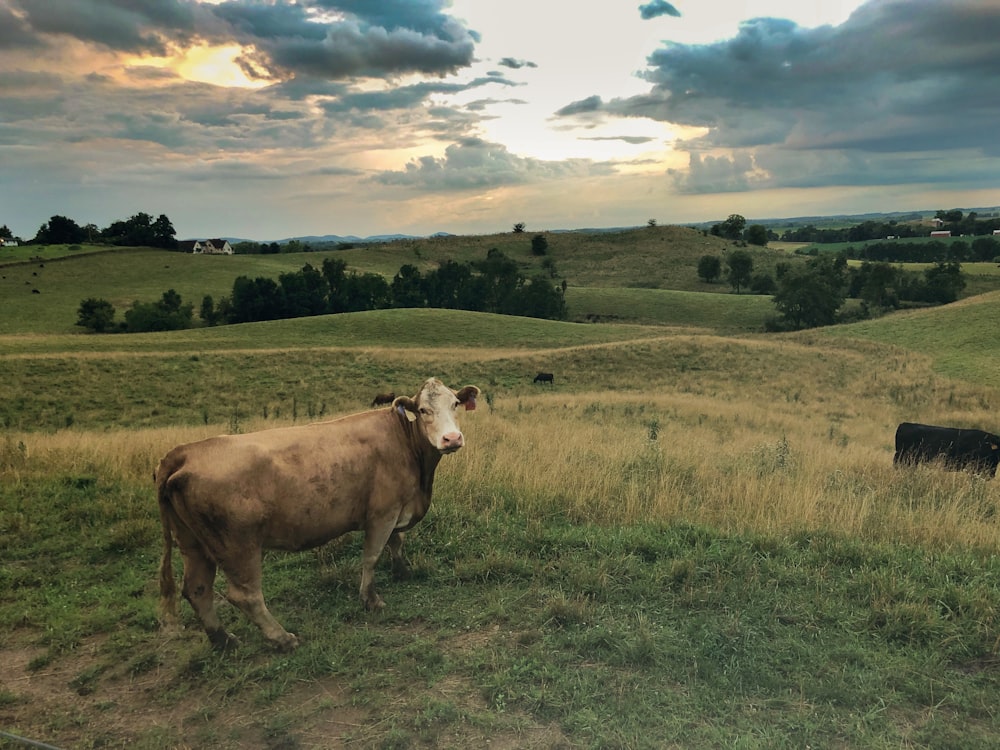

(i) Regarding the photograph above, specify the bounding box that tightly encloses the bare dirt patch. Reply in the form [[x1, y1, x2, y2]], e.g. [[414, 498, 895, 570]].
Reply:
[[1, 626, 569, 749]]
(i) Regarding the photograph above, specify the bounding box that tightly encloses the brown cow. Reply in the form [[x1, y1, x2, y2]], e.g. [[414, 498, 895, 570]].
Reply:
[[371, 391, 395, 407], [156, 377, 480, 651]]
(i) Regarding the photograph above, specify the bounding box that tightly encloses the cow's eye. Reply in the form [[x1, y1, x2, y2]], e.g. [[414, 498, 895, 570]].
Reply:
[[419, 407, 431, 416]]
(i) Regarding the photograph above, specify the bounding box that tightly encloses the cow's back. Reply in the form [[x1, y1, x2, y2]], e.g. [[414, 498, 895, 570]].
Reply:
[[157, 409, 415, 551]]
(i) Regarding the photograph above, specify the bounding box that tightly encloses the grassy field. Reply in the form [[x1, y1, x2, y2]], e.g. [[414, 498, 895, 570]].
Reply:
[[2, 228, 1000, 748], [0, 225, 844, 337]]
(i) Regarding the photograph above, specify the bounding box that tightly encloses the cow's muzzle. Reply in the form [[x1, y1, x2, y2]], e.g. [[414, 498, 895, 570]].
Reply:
[[439, 431, 464, 453]]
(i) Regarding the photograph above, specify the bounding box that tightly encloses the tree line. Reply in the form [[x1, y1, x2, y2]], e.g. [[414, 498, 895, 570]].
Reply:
[[25, 213, 178, 248], [778, 210, 1000, 244], [831, 237, 1000, 264], [77, 250, 567, 333], [696, 248, 966, 330]]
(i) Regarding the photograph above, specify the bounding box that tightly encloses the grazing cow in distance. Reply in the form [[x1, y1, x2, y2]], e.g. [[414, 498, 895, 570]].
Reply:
[[893, 422, 1000, 478], [156, 377, 480, 651], [371, 391, 395, 408], [533, 372, 554, 385]]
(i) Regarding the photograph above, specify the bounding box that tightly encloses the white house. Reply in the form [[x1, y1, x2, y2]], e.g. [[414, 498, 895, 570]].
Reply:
[[179, 238, 233, 255], [0, 238, 19, 247]]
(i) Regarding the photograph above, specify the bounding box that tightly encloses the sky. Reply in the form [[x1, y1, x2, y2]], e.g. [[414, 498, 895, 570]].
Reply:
[[1, 0, 998, 241]]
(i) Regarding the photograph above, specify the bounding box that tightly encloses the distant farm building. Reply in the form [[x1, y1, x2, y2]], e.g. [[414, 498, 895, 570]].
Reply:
[[178, 239, 233, 255], [930, 230, 951, 238], [1, 238, 19, 247]]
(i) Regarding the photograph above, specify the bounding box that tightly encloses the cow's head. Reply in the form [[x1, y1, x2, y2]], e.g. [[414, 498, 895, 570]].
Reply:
[[394, 378, 480, 454]]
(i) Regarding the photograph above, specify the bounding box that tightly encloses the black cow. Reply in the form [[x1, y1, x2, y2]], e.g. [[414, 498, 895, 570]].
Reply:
[[371, 392, 396, 408], [893, 422, 1000, 478], [533, 372, 554, 385]]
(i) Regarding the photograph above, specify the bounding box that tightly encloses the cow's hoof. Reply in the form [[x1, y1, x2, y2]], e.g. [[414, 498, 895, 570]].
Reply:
[[363, 595, 386, 611], [272, 632, 300, 652], [209, 630, 240, 652]]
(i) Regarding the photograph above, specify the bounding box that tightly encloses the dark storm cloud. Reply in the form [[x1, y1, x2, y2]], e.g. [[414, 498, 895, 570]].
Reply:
[[0, 3, 38, 48], [374, 137, 612, 191], [559, 0, 1000, 192], [7, 0, 477, 79], [12, 0, 203, 53], [638, 1, 681, 21]]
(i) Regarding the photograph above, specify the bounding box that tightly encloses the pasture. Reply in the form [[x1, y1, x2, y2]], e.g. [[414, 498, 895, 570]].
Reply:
[[2, 233, 1000, 749]]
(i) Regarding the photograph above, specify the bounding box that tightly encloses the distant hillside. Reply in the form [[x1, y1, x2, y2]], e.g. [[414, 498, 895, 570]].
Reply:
[[688, 206, 1000, 231]]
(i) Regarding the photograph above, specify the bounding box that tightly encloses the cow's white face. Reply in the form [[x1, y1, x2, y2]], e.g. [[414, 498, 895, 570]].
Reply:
[[395, 378, 479, 454]]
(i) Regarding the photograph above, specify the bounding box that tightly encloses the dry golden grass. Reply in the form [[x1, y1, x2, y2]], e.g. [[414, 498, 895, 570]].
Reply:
[[4, 331, 998, 555], [434, 388, 1000, 552]]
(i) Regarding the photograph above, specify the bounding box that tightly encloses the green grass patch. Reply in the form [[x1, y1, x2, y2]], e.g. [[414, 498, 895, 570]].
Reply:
[[2, 482, 998, 749], [566, 285, 775, 331], [819, 291, 1000, 388]]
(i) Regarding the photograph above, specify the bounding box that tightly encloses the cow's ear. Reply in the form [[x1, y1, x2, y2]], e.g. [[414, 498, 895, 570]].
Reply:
[[456, 385, 480, 411], [393, 396, 418, 422]]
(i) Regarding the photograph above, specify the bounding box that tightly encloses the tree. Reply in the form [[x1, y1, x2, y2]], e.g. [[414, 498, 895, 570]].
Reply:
[[123, 290, 193, 332], [228, 276, 285, 323], [921, 261, 965, 304], [151, 214, 177, 249], [424, 260, 473, 308], [697, 255, 722, 284], [512, 222, 526, 233], [476, 249, 521, 313], [531, 234, 548, 256], [935, 209, 963, 224], [102, 212, 158, 247], [717, 214, 747, 241], [200, 295, 223, 326], [510, 275, 567, 320], [772, 265, 846, 329], [280, 263, 328, 317], [34, 215, 86, 245], [745, 224, 769, 247], [76, 298, 116, 333], [850, 261, 901, 311], [726, 250, 754, 293], [390, 264, 427, 308], [750, 272, 776, 295], [647, 218, 657, 228]]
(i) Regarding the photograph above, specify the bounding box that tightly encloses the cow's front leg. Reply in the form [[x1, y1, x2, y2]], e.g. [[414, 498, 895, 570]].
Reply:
[[360, 519, 396, 610], [387, 530, 410, 580]]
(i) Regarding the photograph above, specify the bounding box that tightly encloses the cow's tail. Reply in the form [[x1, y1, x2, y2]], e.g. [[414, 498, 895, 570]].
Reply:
[[155, 458, 181, 629]]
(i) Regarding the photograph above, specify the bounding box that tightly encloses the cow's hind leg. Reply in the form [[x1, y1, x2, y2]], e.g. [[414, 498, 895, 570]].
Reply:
[[222, 554, 299, 652], [177, 539, 238, 651], [387, 530, 410, 580]]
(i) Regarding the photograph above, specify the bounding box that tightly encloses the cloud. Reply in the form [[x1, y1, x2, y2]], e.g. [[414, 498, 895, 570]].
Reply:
[[555, 95, 605, 117], [638, 1, 681, 21], [497, 57, 538, 70], [561, 0, 1000, 193], [581, 135, 657, 145], [321, 76, 515, 114], [7, 0, 478, 80], [373, 137, 612, 191]]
